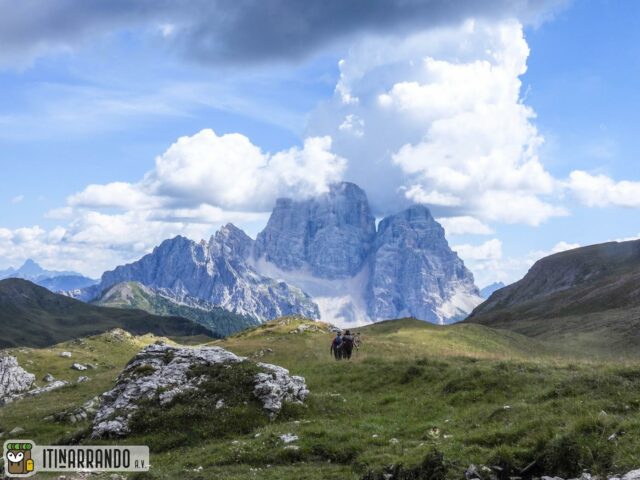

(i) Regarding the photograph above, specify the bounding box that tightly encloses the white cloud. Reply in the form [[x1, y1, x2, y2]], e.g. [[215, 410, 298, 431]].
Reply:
[[10, 195, 24, 204], [147, 129, 346, 211], [568, 170, 640, 208], [0, 129, 345, 276], [69, 129, 346, 213], [453, 239, 503, 261], [475, 191, 568, 226], [437, 216, 494, 235], [453, 238, 581, 287], [68, 182, 158, 210], [338, 114, 364, 137], [405, 185, 461, 207], [309, 19, 566, 226]]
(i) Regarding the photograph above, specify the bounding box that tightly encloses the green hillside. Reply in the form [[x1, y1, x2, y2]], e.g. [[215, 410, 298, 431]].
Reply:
[[93, 281, 259, 337], [0, 278, 212, 348], [467, 240, 640, 355], [1, 317, 639, 479]]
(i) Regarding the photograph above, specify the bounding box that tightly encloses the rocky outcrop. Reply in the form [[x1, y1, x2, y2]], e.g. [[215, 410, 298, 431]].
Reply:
[[0, 356, 68, 406], [367, 205, 482, 324], [92, 344, 308, 438], [94, 225, 320, 321], [254, 363, 308, 418], [254, 182, 376, 279], [0, 356, 35, 401]]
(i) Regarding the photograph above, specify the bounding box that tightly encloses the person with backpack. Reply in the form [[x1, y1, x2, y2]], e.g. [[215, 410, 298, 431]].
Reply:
[[330, 332, 343, 360], [341, 330, 354, 360]]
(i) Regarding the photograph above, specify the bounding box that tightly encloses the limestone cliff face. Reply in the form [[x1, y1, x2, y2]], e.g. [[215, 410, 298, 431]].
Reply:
[[254, 182, 376, 279], [252, 183, 481, 325], [98, 225, 319, 322], [90, 182, 481, 326], [367, 205, 481, 324]]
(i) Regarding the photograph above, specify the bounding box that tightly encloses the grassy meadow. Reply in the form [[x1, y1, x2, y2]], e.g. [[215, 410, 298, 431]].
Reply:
[[1, 318, 640, 479]]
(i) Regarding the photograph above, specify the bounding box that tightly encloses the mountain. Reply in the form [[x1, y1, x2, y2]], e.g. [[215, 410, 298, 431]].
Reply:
[[82, 182, 481, 326], [0, 278, 213, 348], [253, 183, 481, 325], [480, 281, 506, 299], [0, 266, 15, 278], [0, 259, 97, 293], [93, 281, 259, 337], [0, 259, 79, 280], [466, 239, 640, 353], [367, 206, 481, 324], [95, 225, 320, 321], [254, 182, 376, 279], [37, 275, 98, 292]]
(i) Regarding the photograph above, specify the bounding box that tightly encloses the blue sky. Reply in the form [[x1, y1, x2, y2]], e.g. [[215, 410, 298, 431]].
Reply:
[[1, 0, 639, 286]]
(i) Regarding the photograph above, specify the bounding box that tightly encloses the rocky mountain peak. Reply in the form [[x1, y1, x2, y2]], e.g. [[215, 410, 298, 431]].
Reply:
[[211, 223, 253, 259], [254, 181, 376, 279], [368, 205, 481, 324], [376, 205, 446, 248]]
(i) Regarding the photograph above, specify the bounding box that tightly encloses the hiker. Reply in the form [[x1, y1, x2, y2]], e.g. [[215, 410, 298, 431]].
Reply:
[[330, 332, 343, 360], [342, 330, 354, 360]]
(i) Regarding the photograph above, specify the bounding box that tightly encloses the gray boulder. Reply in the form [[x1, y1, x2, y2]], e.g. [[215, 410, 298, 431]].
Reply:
[[0, 356, 35, 401], [92, 344, 308, 438]]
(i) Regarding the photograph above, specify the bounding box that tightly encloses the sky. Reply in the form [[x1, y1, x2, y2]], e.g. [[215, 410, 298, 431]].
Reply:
[[1, 0, 640, 288]]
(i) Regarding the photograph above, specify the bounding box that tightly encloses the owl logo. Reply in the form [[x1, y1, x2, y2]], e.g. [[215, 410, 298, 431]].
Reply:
[[4, 442, 34, 476]]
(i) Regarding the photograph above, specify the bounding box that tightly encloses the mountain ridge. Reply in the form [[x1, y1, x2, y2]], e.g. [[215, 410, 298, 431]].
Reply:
[[0, 278, 213, 348], [93, 281, 259, 337], [81, 182, 482, 326], [466, 239, 640, 353]]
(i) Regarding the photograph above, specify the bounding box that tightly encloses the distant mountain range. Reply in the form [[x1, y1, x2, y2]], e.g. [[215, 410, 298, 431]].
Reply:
[[77, 182, 482, 326], [0, 278, 212, 348], [93, 281, 259, 337], [480, 282, 506, 299], [466, 239, 640, 354], [0, 259, 98, 293]]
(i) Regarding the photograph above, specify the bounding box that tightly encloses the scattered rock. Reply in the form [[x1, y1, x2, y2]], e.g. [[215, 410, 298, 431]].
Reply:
[[389, 438, 399, 444], [60, 352, 72, 358], [251, 348, 274, 358], [3, 380, 70, 406], [284, 445, 300, 450], [9, 427, 25, 435], [43, 373, 55, 383], [465, 464, 480, 480], [280, 433, 299, 444], [254, 363, 309, 419], [289, 323, 327, 334], [91, 344, 308, 438], [0, 356, 35, 403], [77, 376, 90, 383], [71, 363, 88, 371], [215, 399, 225, 409]]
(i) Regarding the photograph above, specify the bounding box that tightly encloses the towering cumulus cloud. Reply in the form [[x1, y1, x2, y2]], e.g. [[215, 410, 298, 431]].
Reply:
[[309, 19, 566, 226]]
